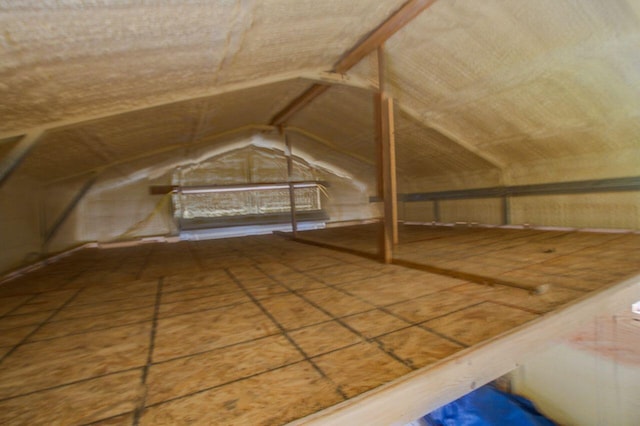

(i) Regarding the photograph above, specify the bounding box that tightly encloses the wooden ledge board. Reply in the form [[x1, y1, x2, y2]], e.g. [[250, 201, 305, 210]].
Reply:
[[393, 258, 548, 294], [272, 231, 379, 261], [273, 231, 546, 293], [289, 273, 640, 425]]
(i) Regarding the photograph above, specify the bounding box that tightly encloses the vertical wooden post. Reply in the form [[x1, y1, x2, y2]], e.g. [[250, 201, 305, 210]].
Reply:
[[374, 93, 384, 201], [282, 128, 298, 236], [502, 195, 511, 225], [433, 199, 441, 223], [377, 44, 398, 263]]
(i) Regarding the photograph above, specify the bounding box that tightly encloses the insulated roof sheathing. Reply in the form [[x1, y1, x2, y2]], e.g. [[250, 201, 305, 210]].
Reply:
[[385, 0, 640, 182], [2, 0, 640, 189], [15, 79, 311, 182], [0, 0, 405, 131], [395, 110, 499, 177], [289, 85, 376, 166], [0, 137, 22, 165]]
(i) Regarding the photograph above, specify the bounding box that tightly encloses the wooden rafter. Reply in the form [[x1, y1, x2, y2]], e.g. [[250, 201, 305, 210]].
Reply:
[[283, 129, 298, 236], [270, 84, 330, 127], [270, 0, 438, 126], [334, 0, 438, 73]]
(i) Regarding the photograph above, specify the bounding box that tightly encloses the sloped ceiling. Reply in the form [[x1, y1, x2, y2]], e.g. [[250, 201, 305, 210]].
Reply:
[[0, 137, 22, 164], [384, 0, 640, 182], [14, 79, 311, 182], [1, 0, 639, 188], [0, 0, 405, 130], [289, 85, 376, 165]]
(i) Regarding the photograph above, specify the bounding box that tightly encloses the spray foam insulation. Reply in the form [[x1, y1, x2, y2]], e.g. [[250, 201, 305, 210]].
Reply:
[[1, 0, 639, 190]]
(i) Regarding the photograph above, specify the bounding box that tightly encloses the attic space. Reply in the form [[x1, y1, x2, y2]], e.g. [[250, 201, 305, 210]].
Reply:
[[1, 1, 640, 425]]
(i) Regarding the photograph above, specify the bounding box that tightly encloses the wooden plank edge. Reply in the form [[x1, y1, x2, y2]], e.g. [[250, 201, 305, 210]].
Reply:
[[1, 234, 184, 285], [274, 230, 548, 294], [272, 231, 380, 261], [0, 242, 97, 285], [288, 272, 640, 426], [393, 258, 548, 294]]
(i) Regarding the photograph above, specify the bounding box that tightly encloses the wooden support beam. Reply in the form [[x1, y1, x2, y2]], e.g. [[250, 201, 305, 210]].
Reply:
[[393, 258, 549, 294], [274, 231, 380, 262], [502, 196, 511, 225], [300, 70, 378, 91], [270, 84, 330, 126], [269, 0, 438, 127], [433, 199, 441, 222], [381, 95, 399, 248], [377, 45, 399, 263], [373, 93, 384, 200], [283, 129, 298, 236], [43, 173, 99, 248], [0, 130, 45, 188], [334, 0, 438, 73]]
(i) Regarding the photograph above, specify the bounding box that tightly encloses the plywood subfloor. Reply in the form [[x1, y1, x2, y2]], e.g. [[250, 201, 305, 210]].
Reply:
[[0, 229, 638, 425], [295, 224, 640, 293]]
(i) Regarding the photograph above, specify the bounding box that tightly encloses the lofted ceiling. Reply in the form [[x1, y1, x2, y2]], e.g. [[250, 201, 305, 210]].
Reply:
[[1, 0, 639, 189]]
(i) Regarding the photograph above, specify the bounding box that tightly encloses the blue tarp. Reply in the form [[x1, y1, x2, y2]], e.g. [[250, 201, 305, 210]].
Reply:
[[423, 384, 555, 426]]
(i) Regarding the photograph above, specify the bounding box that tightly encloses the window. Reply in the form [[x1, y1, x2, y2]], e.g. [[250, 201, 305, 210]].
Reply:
[[172, 183, 326, 229]]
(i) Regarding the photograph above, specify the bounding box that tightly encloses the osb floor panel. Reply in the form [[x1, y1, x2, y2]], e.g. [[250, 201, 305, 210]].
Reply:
[[0, 230, 637, 425], [295, 224, 640, 292]]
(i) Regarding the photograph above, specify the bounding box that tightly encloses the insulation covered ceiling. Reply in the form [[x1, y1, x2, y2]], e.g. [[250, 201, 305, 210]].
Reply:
[[15, 79, 312, 182], [1, 0, 639, 188]]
